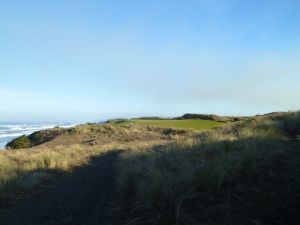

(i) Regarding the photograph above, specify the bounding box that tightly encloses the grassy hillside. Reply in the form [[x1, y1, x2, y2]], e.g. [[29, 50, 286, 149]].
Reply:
[[113, 111, 300, 225], [0, 111, 299, 225], [0, 125, 197, 205], [109, 119, 224, 131], [5, 124, 198, 150]]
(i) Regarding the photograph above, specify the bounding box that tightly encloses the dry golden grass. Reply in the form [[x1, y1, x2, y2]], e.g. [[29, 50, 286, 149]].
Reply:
[[0, 124, 197, 205], [113, 111, 300, 225], [6, 124, 198, 149], [1, 112, 299, 224], [0, 144, 105, 203]]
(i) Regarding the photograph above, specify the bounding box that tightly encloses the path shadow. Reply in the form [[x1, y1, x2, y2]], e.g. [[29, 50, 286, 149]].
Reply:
[[112, 137, 300, 225], [0, 150, 122, 225]]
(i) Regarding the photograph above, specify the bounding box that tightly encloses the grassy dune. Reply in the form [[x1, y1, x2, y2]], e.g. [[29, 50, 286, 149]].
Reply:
[[0, 112, 299, 224], [111, 119, 224, 131], [0, 125, 196, 205], [114, 112, 300, 225]]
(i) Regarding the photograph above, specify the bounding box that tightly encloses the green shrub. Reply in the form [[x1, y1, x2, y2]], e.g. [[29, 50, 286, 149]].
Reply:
[[6, 135, 31, 149]]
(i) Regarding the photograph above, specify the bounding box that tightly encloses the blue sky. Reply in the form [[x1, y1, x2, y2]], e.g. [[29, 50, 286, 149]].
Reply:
[[0, 0, 299, 122]]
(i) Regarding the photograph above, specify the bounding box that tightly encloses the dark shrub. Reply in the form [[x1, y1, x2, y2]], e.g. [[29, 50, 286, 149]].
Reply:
[[6, 135, 31, 149], [278, 111, 300, 136]]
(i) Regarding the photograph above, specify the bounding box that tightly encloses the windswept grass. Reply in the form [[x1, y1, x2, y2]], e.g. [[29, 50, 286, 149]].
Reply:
[[6, 124, 198, 149], [0, 124, 195, 206], [0, 144, 109, 204], [1, 111, 299, 224], [0, 142, 157, 205], [114, 112, 300, 225]]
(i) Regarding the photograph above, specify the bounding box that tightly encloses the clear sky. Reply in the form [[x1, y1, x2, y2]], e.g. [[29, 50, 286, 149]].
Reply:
[[0, 0, 299, 122]]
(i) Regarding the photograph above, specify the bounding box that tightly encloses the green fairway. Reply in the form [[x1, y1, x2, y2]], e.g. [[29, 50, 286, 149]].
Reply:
[[116, 119, 224, 131]]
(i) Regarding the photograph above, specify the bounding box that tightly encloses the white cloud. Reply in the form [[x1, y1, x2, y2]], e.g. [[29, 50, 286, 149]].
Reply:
[[122, 51, 300, 115]]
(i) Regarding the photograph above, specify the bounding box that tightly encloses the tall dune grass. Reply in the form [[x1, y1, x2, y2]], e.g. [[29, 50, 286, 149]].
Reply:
[[114, 112, 300, 225], [0, 145, 107, 204], [0, 137, 176, 206], [0, 124, 196, 206]]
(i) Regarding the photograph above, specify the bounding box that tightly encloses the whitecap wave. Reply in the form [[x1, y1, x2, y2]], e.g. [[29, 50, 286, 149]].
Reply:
[[0, 123, 78, 149]]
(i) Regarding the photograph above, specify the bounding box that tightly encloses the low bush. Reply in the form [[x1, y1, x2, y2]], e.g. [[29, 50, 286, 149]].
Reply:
[[5, 135, 31, 149]]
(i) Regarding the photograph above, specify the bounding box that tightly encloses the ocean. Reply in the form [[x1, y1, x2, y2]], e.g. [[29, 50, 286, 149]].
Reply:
[[0, 123, 77, 149]]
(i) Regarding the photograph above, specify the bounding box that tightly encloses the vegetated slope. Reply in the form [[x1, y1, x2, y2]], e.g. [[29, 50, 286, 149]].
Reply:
[[113, 111, 300, 225], [108, 119, 224, 131], [6, 123, 197, 150], [0, 123, 198, 221], [1, 112, 299, 225]]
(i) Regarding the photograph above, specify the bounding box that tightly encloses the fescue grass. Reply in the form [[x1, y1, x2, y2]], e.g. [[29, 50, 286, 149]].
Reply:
[[6, 123, 198, 150], [0, 144, 107, 205], [0, 140, 171, 206], [113, 112, 300, 225], [0, 123, 192, 207], [0, 124, 199, 206], [112, 119, 224, 131], [1, 111, 299, 224]]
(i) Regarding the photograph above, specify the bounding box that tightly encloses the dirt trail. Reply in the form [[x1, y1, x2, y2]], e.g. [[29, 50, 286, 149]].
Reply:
[[1, 151, 120, 225]]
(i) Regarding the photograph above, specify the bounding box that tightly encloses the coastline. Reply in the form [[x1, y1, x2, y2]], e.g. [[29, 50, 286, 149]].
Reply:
[[0, 123, 78, 150]]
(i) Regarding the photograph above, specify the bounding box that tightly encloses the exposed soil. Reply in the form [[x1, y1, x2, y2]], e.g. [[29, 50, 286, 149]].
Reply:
[[0, 151, 121, 225]]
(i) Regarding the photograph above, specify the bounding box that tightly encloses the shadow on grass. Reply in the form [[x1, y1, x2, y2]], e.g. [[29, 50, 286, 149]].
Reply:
[[113, 137, 300, 225], [1, 137, 299, 225], [0, 150, 122, 225]]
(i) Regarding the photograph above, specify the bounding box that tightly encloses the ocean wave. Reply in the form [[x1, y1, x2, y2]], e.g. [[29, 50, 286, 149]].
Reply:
[[0, 132, 33, 138], [0, 124, 72, 130], [0, 123, 78, 148]]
